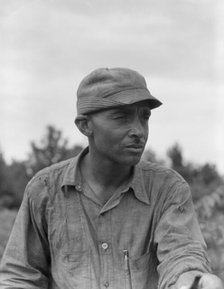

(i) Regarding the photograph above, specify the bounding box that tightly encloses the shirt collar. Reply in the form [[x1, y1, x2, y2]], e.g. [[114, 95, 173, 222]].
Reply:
[[61, 147, 89, 190], [128, 164, 150, 205], [61, 147, 150, 206]]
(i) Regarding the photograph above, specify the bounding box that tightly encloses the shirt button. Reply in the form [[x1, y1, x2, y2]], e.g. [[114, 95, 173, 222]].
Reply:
[[179, 205, 185, 213], [76, 184, 82, 192], [102, 242, 109, 250], [104, 281, 109, 287]]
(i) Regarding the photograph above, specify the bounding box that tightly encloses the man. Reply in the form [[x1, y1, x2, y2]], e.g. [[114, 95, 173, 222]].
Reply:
[[0, 68, 223, 289]]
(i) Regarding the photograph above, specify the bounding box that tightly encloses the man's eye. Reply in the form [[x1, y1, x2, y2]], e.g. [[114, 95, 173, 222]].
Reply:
[[113, 114, 127, 119], [141, 108, 151, 119], [142, 112, 151, 120]]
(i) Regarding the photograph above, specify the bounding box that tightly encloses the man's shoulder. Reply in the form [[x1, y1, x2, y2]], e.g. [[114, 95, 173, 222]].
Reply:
[[25, 157, 77, 201], [30, 158, 74, 183], [137, 160, 186, 184], [136, 161, 190, 203]]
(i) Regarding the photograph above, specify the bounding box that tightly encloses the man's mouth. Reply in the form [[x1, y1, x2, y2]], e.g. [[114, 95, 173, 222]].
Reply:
[[125, 143, 145, 150]]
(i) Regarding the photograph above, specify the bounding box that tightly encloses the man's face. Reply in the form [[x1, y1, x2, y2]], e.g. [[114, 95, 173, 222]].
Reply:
[[87, 101, 151, 166]]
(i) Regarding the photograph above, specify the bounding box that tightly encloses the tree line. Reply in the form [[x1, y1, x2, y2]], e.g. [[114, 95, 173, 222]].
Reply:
[[0, 125, 83, 209], [0, 125, 223, 209]]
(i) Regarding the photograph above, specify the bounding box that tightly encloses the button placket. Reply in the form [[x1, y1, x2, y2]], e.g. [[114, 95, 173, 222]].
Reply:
[[98, 212, 112, 288]]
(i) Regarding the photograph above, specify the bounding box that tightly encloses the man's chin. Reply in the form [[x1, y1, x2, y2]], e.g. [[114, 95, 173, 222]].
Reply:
[[119, 154, 143, 166]]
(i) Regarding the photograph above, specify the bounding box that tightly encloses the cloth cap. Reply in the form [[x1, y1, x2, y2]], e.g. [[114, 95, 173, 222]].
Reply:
[[76, 67, 162, 115]]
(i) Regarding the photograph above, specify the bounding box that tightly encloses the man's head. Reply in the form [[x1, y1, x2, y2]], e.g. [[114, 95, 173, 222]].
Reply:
[[75, 67, 162, 166]]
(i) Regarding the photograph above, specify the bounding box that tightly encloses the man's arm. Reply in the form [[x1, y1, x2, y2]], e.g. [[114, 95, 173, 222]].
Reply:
[[154, 179, 214, 289], [0, 175, 51, 289]]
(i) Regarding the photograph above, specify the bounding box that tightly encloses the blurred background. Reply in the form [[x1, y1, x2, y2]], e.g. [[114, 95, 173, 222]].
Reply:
[[0, 0, 224, 282]]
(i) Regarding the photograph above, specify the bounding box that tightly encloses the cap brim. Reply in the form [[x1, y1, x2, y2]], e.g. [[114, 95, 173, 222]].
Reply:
[[77, 88, 162, 115], [107, 88, 162, 109]]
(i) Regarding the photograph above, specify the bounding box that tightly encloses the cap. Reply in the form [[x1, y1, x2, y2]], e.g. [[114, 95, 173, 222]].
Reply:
[[76, 67, 162, 115]]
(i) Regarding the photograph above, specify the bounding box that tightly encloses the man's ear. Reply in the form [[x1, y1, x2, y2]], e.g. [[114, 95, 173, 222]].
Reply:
[[74, 115, 93, 137]]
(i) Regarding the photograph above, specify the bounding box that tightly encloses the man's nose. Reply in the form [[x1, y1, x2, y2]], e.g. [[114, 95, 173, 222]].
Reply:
[[128, 119, 144, 138]]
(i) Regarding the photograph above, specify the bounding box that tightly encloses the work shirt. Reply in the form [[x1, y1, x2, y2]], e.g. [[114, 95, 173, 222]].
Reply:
[[0, 147, 210, 289]]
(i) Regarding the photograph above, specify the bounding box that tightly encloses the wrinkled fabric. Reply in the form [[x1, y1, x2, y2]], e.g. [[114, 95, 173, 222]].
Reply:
[[0, 148, 210, 289]]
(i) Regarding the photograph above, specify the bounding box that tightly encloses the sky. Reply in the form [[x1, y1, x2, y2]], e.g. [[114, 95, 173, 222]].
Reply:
[[0, 0, 224, 174]]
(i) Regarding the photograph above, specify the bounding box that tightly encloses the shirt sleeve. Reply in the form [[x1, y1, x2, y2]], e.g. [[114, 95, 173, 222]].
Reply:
[[0, 174, 51, 289], [154, 179, 211, 289]]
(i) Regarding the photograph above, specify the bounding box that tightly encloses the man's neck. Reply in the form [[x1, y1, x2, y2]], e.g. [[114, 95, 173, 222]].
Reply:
[[79, 150, 133, 206]]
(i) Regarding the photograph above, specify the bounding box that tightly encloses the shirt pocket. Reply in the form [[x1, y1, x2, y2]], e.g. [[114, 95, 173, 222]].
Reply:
[[129, 251, 158, 289], [61, 249, 90, 272], [49, 210, 88, 258], [131, 251, 151, 272], [57, 249, 91, 288]]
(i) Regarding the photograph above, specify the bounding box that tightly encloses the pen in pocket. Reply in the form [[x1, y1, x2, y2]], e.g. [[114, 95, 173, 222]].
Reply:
[[123, 250, 132, 289]]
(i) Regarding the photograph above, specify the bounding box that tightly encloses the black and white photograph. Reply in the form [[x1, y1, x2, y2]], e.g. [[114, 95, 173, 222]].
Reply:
[[0, 0, 223, 288]]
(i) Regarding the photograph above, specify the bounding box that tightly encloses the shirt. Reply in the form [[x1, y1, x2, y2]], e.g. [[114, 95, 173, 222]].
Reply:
[[0, 147, 210, 289]]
